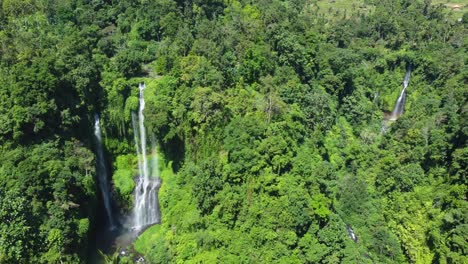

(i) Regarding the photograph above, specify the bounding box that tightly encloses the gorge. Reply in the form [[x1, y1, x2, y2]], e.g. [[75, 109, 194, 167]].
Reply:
[[0, 1, 465, 263]]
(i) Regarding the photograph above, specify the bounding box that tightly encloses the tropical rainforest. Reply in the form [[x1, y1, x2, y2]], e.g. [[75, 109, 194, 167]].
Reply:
[[0, 0, 467, 263]]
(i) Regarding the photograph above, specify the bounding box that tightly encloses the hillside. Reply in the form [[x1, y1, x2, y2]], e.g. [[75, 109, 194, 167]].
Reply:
[[0, 1, 466, 263]]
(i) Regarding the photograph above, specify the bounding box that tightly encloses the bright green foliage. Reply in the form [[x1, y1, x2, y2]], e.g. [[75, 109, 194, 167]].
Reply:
[[113, 154, 137, 210], [128, 1, 466, 263], [1, 0, 467, 263]]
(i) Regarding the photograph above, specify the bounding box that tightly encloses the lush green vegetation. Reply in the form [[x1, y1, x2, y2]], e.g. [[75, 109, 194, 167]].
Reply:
[[113, 154, 136, 210], [0, 0, 466, 263]]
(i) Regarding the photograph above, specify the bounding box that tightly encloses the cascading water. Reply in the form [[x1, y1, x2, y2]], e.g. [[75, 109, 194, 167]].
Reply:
[[346, 225, 358, 242], [389, 66, 411, 121], [132, 83, 161, 230], [94, 114, 115, 228]]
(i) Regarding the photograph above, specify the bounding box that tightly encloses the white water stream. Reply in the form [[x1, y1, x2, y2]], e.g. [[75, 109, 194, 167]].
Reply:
[[94, 114, 115, 228], [132, 83, 161, 230]]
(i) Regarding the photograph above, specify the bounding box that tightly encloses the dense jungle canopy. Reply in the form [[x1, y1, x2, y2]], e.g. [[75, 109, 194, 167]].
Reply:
[[0, 0, 466, 263]]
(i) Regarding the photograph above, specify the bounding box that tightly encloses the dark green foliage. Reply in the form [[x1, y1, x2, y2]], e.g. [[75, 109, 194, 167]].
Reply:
[[1, 0, 467, 263], [0, 141, 96, 263]]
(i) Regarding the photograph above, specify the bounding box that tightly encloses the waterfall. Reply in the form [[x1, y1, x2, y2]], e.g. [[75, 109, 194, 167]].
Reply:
[[94, 114, 115, 228], [132, 83, 161, 230], [346, 225, 358, 242], [389, 66, 411, 121]]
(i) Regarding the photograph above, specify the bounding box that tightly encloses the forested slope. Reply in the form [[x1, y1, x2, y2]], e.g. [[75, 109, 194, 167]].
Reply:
[[0, 0, 466, 263]]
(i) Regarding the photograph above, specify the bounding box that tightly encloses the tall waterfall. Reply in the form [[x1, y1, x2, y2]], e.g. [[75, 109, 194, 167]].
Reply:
[[94, 114, 115, 228], [389, 66, 411, 121], [132, 83, 161, 230]]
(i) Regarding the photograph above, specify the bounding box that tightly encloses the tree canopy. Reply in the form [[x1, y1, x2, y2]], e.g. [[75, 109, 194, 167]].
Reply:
[[0, 0, 466, 263]]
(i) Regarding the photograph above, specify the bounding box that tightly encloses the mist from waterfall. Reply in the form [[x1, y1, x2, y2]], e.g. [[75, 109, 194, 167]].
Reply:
[[132, 83, 161, 230], [389, 66, 411, 120], [94, 114, 115, 228]]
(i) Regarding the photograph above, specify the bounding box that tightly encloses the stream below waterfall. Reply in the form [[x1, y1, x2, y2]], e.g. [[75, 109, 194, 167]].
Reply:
[[93, 224, 143, 263]]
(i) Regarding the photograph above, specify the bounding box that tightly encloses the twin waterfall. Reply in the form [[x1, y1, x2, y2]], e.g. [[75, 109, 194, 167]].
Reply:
[[94, 114, 115, 229], [132, 83, 161, 230], [389, 66, 411, 121], [94, 83, 161, 232]]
